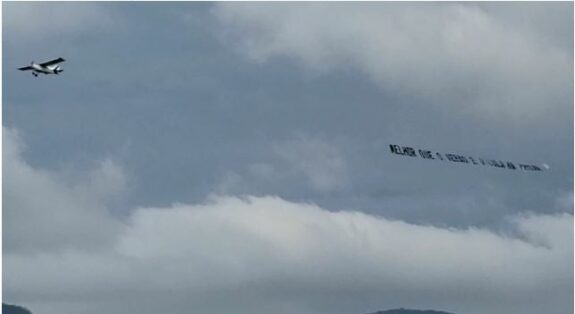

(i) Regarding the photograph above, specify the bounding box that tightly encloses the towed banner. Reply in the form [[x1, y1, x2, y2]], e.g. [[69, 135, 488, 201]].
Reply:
[[389, 144, 547, 171]]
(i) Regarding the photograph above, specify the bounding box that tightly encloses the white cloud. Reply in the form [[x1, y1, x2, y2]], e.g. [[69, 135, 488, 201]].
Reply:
[[5, 194, 572, 314], [3, 128, 124, 253], [212, 3, 572, 121]]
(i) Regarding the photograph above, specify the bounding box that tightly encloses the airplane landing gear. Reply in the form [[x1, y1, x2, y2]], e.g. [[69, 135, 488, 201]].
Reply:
[[32, 72, 38, 77]]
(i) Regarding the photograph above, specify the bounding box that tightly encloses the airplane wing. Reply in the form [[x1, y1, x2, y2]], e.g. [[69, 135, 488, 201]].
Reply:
[[18, 66, 34, 71], [39, 57, 65, 67]]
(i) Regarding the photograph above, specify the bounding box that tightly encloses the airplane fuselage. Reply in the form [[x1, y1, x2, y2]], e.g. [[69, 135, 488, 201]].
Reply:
[[31, 63, 61, 74]]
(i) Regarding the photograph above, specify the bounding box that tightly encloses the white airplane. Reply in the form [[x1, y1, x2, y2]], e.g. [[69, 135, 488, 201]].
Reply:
[[19, 58, 65, 77]]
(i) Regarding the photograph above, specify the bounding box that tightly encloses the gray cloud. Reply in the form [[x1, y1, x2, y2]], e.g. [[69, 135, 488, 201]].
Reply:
[[272, 134, 348, 192], [216, 134, 349, 194], [213, 2, 572, 123], [3, 2, 118, 38], [208, 2, 572, 227], [3, 3, 572, 314]]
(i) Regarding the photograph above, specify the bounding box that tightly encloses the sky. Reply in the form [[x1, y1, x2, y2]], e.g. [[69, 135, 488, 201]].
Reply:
[[2, 2, 573, 314]]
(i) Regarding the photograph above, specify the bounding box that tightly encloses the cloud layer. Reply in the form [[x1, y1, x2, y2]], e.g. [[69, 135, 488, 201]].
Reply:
[[4, 128, 573, 314], [213, 3, 572, 122], [3, 128, 124, 253], [3, 3, 572, 314]]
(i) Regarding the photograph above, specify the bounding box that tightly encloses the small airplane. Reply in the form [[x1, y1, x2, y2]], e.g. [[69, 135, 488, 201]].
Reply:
[[18, 57, 65, 77]]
